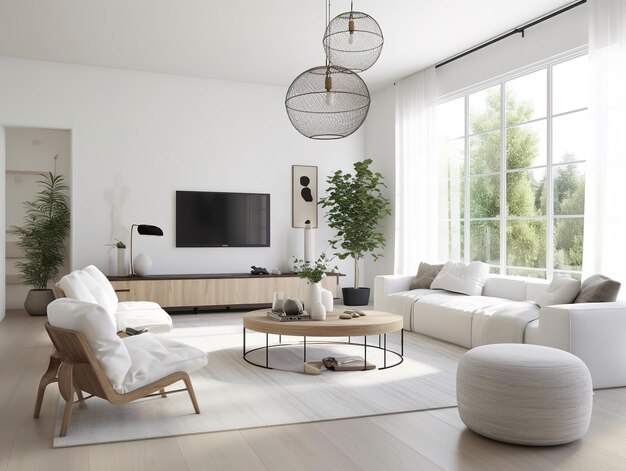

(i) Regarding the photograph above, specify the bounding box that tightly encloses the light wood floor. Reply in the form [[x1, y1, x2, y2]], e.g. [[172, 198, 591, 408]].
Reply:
[[2, 308, 626, 471]]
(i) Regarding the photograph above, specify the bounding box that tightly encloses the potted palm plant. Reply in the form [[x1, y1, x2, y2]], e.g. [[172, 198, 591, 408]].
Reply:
[[11, 172, 71, 315], [319, 159, 391, 306]]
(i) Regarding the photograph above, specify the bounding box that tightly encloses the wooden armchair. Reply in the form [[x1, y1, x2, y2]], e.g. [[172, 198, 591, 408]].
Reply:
[[39, 322, 200, 437]]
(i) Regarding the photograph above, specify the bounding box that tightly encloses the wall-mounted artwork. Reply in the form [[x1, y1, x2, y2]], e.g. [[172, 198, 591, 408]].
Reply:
[[292, 165, 318, 228]]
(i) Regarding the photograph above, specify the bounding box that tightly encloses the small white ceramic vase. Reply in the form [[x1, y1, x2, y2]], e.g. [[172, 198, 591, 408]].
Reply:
[[117, 248, 129, 276], [133, 253, 152, 276], [303, 281, 322, 312], [310, 302, 327, 321], [321, 288, 334, 312]]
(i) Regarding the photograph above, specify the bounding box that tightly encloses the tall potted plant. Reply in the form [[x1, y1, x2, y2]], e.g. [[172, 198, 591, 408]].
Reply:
[[11, 172, 71, 315], [319, 159, 391, 305]]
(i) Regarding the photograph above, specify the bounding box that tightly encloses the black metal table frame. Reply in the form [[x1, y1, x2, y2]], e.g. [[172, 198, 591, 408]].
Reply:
[[242, 328, 404, 372]]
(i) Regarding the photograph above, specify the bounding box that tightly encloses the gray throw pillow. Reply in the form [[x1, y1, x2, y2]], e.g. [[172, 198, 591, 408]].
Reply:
[[574, 274, 621, 303], [410, 262, 444, 290]]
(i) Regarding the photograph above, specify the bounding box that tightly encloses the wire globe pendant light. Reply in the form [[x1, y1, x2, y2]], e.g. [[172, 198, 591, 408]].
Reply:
[[285, 0, 371, 140], [285, 65, 370, 139], [323, 1, 384, 72]]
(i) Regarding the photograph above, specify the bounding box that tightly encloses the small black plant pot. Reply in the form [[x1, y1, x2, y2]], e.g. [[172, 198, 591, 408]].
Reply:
[[342, 287, 371, 306]]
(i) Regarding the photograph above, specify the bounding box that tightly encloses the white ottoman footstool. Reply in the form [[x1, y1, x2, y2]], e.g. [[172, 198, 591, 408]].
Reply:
[[457, 344, 593, 446]]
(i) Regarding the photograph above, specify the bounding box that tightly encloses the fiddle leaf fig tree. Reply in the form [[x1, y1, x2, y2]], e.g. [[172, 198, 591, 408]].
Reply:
[[11, 172, 71, 289], [319, 159, 391, 289]]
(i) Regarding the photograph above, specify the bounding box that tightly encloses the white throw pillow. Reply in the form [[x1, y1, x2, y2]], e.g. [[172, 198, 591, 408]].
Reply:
[[431, 261, 490, 296], [535, 276, 581, 307], [58, 272, 98, 304], [47, 298, 132, 393], [83, 265, 119, 306]]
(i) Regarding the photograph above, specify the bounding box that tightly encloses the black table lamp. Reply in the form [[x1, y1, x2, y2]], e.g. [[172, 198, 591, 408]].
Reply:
[[130, 224, 164, 275]]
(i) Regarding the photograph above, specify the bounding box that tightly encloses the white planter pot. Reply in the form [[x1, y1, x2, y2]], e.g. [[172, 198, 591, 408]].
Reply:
[[117, 248, 129, 276], [303, 281, 322, 312]]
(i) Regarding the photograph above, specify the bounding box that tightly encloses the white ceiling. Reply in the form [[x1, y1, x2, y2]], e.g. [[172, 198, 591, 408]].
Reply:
[[0, 0, 576, 92]]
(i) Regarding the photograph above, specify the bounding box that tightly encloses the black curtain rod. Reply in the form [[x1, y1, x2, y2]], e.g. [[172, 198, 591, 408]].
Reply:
[[435, 0, 587, 69]]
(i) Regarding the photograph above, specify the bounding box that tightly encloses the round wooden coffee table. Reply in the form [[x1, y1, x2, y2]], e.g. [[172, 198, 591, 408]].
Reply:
[[242, 309, 404, 372]]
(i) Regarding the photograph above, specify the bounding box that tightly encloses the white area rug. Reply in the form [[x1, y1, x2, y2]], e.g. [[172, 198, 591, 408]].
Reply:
[[53, 313, 464, 447]]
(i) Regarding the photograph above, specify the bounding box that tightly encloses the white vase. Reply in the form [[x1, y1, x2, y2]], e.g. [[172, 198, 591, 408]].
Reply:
[[109, 248, 118, 276], [133, 253, 152, 276], [310, 302, 326, 321], [117, 248, 129, 276], [321, 288, 334, 312], [303, 281, 322, 312]]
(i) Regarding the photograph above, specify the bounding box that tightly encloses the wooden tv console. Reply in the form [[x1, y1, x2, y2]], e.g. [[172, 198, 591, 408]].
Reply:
[[108, 273, 342, 310]]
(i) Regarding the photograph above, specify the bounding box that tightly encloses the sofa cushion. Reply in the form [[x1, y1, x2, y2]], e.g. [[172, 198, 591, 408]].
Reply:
[[535, 276, 580, 307], [410, 262, 444, 290], [431, 261, 489, 296], [58, 272, 98, 304], [83, 265, 119, 306], [387, 289, 440, 330], [121, 334, 208, 393], [47, 298, 132, 393], [574, 274, 621, 303]]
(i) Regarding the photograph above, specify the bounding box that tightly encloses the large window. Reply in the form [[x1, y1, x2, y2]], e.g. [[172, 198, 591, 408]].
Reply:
[[438, 54, 588, 279]]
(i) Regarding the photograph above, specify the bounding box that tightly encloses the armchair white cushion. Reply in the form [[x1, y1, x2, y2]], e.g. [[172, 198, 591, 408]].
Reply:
[[47, 298, 207, 394], [122, 334, 208, 393], [58, 266, 172, 333], [58, 272, 98, 305], [47, 298, 131, 392]]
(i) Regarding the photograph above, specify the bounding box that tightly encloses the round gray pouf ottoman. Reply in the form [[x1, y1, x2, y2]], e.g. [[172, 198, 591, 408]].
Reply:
[[457, 344, 593, 446]]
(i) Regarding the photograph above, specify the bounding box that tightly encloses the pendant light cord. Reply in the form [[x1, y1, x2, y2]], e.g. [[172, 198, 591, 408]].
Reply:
[[325, 0, 331, 68]]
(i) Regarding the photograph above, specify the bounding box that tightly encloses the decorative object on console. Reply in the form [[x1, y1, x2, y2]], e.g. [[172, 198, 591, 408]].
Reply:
[[292, 165, 318, 228], [133, 253, 152, 277], [319, 159, 391, 305], [130, 224, 163, 276], [271, 267, 282, 275], [322, 0, 384, 73], [285, 1, 374, 140], [430, 260, 490, 296], [116, 248, 129, 276], [250, 266, 270, 275], [10, 172, 71, 316], [410, 262, 444, 290], [106, 239, 127, 276]]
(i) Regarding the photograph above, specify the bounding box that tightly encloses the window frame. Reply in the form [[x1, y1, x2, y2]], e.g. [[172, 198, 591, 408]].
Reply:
[[439, 47, 588, 279]]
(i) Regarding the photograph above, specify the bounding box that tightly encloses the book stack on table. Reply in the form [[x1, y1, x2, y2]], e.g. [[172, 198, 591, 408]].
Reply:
[[266, 311, 310, 322]]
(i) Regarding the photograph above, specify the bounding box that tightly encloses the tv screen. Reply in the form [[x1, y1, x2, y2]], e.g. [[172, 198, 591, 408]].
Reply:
[[176, 191, 270, 247]]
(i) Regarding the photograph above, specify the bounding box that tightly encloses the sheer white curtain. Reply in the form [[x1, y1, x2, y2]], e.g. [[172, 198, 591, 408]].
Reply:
[[583, 0, 626, 288], [394, 67, 442, 275]]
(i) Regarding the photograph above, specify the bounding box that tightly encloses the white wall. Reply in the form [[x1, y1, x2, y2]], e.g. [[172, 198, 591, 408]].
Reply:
[[0, 57, 364, 294], [364, 4, 588, 292], [0, 127, 5, 321], [437, 4, 588, 97], [5, 127, 72, 309], [363, 85, 396, 292]]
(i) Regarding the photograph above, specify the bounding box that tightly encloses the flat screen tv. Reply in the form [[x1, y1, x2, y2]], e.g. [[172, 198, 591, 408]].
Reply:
[[176, 191, 270, 247]]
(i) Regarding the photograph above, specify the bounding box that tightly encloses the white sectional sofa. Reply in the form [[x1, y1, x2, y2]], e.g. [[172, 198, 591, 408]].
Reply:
[[374, 274, 626, 389], [57, 265, 172, 334]]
